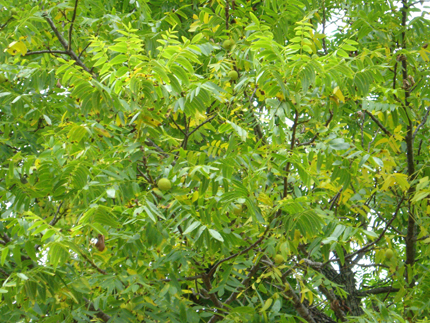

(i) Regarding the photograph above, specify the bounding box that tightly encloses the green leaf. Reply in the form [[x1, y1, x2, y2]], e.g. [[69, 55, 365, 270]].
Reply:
[[208, 229, 224, 242]]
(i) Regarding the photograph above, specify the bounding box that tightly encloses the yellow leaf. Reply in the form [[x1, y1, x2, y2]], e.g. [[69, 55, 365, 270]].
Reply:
[[381, 175, 395, 191], [307, 291, 313, 305], [5, 41, 28, 56], [275, 92, 285, 101], [333, 86, 345, 102], [94, 127, 111, 138], [203, 13, 210, 24], [54, 12, 63, 20], [258, 193, 273, 206], [260, 298, 273, 312], [144, 296, 157, 306], [375, 138, 388, 147], [393, 173, 410, 192], [419, 48, 429, 62], [142, 115, 161, 127], [127, 268, 137, 275], [192, 191, 199, 202]]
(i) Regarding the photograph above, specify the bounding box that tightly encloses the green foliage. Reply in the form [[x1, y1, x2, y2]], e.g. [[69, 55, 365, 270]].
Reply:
[[0, 0, 430, 322]]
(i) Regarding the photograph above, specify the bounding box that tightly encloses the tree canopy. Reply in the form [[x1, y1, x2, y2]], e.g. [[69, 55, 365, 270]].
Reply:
[[1, 0, 430, 322]]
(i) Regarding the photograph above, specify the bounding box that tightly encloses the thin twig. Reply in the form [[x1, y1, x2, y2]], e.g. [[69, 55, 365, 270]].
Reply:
[[158, 274, 203, 282], [364, 110, 392, 136], [171, 116, 187, 136], [297, 110, 333, 147], [412, 107, 429, 139], [42, 13, 92, 74], [208, 223, 272, 278], [49, 201, 64, 226], [68, 0, 80, 51], [25, 50, 68, 56], [283, 111, 299, 198], [79, 251, 107, 275], [324, 196, 404, 266], [368, 129, 380, 152], [188, 114, 217, 136]]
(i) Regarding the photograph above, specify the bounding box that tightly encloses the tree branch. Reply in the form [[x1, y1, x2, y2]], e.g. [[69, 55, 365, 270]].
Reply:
[[324, 196, 404, 266], [68, 0, 80, 51], [356, 286, 399, 297], [297, 109, 333, 147], [412, 106, 429, 139], [364, 110, 392, 136], [284, 111, 299, 198], [79, 251, 107, 275], [83, 297, 111, 322], [42, 13, 92, 74], [208, 223, 272, 278], [188, 114, 217, 136], [25, 50, 69, 56], [49, 201, 64, 226]]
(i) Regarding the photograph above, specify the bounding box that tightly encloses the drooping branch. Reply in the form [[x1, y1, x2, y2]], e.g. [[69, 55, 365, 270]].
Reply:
[[79, 251, 107, 275], [364, 110, 392, 137]]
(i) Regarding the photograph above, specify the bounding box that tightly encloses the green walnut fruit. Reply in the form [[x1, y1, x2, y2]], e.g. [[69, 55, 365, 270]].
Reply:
[[274, 254, 284, 265], [228, 70, 238, 81], [385, 248, 394, 260], [157, 178, 172, 191], [232, 204, 242, 215], [222, 39, 235, 51], [0, 74, 7, 84], [10, 8, 18, 16]]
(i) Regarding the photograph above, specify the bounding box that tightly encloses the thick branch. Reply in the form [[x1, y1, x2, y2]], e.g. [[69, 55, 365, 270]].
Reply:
[[284, 281, 317, 323], [202, 275, 223, 308], [318, 285, 347, 322]]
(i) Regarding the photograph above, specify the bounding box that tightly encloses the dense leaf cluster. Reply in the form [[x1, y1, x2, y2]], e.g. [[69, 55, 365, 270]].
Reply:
[[0, 0, 430, 322]]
